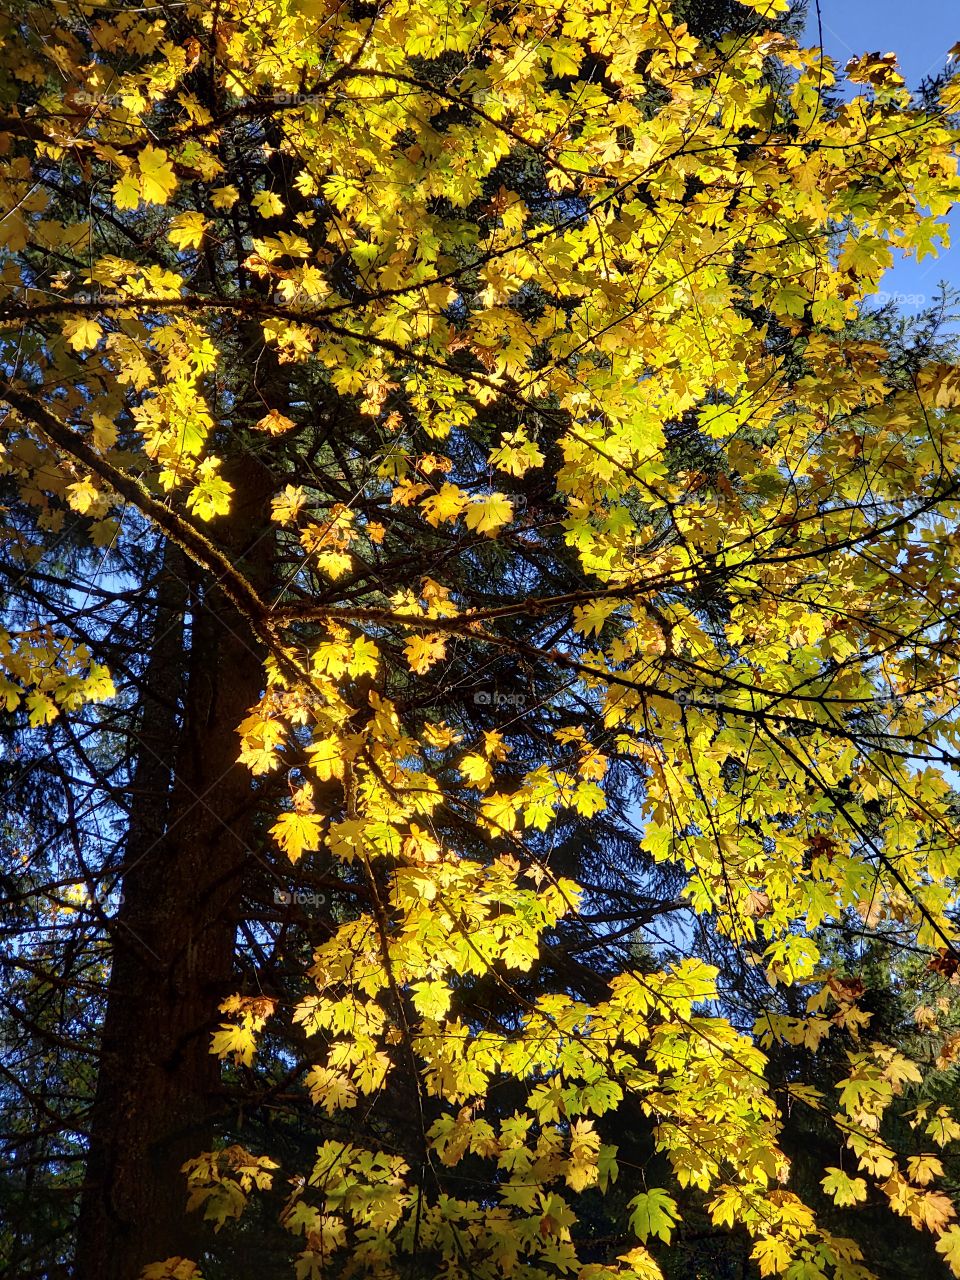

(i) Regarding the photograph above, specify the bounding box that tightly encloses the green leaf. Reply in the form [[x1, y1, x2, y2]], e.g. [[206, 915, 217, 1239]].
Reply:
[[629, 1189, 679, 1244]]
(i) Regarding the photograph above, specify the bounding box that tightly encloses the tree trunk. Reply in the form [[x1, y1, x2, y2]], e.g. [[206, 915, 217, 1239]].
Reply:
[[74, 463, 272, 1280]]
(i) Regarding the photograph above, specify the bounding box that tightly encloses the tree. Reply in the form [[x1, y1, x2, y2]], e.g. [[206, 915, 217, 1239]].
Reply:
[[3, 0, 960, 1278]]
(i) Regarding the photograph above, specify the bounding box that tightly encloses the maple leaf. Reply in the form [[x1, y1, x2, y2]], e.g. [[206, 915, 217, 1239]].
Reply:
[[90, 411, 117, 451], [186, 460, 232, 521], [411, 979, 452, 1019], [256, 409, 296, 435], [271, 812, 324, 863], [821, 1167, 867, 1207], [62, 317, 103, 351], [571, 781, 605, 817], [271, 485, 307, 525], [937, 1226, 960, 1277], [66, 477, 102, 515], [252, 190, 284, 218], [210, 1022, 257, 1067], [26, 691, 58, 726], [744, 888, 772, 918], [420, 482, 469, 526], [907, 1153, 944, 1186], [629, 1189, 679, 1244], [909, 1190, 956, 1232], [112, 172, 141, 210], [752, 1237, 793, 1277], [839, 234, 893, 280], [489, 431, 544, 476], [572, 598, 620, 637], [327, 819, 367, 861], [348, 637, 379, 678], [141, 1262, 204, 1280], [137, 144, 177, 204], [464, 493, 513, 536], [460, 753, 493, 789], [538, 1191, 575, 1240], [168, 212, 209, 251], [306, 1065, 358, 1114], [617, 1247, 665, 1280], [404, 632, 447, 674], [480, 792, 519, 832], [315, 549, 352, 579]]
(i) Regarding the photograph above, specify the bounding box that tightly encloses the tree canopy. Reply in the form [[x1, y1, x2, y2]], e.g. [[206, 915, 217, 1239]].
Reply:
[[3, 1, 960, 1278]]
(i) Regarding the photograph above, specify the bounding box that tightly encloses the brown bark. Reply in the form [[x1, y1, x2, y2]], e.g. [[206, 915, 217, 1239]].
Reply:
[[73, 460, 273, 1280]]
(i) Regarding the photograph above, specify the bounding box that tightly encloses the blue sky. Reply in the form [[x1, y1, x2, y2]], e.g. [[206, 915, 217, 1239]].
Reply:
[[805, 1, 960, 316]]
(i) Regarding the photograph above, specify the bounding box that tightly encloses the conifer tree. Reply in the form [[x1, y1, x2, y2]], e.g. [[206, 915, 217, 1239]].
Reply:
[[4, 2, 960, 1279]]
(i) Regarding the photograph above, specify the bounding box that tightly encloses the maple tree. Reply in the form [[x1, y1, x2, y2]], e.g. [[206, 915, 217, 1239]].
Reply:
[[4, 0, 960, 1277]]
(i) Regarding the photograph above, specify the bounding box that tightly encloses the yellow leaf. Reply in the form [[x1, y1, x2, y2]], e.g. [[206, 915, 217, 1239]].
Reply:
[[186, 460, 232, 521], [306, 1065, 358, 1114], [404, 632, 447, 674], [271, 485, 306, 525], [91, 411, 117, 451], [26, 691, 58, 725], [327, 818, 366, 861], [66, 477, 101, 514], [271, 811, 324, 863], [412, 978, 452, 1019], [910, 1190, 956, 1232], [571, 781, 605, 817], [168, 211, 209, 250], [908, 1154, 944, 1186], [256, 409, 296, 435], [113, 172, 141, 210], [464, 493, 513, 536], [420, 482, 469, 526], [572, 598, 619, 637], [348, 636, 379, 678], [307, 736, 344, 783], [489, 430, 545, 476], [141, 1260, 205, 1280], [138, 144, 177, 205], [751, 1237, 792, 1278], [252, 189, 284, 218], [210, 1022, 257, 1067], [422, 720, 460, 749], [83, 664, 116, 702], [937, 1226, 960, 1277], [460, 753, 493, 788], [616, 1247, 664, 1280], [316, 549, 353, 579], [480, 792, 518, 832], [90, 519, 119, 547], [62, 317, 103, 351]]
